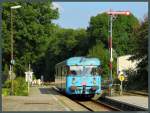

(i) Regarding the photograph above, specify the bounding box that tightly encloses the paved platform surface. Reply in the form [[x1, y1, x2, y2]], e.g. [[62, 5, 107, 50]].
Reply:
[[106, 95, 148, 109], [2, 86, 88, 111]]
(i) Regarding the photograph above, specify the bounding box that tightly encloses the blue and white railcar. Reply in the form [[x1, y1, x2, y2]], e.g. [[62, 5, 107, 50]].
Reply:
[[55, 57, 102, 97]]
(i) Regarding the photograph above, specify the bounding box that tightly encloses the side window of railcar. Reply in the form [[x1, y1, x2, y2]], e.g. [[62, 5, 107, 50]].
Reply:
[[63, 66, 67, 75], [91, 68, 97, 75], [65, 66, 70, 75], [61, 66, 64, 76], [56, 68, 58, 78]]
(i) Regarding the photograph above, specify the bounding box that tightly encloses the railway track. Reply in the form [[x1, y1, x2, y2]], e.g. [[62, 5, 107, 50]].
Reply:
[[74, 99, 121, 111], [52, 86, 120, 111], [53, 86, 148, 111]]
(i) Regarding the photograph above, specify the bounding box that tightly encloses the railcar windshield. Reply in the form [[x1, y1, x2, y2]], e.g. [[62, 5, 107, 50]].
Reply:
[[69, 66, 101, 76]]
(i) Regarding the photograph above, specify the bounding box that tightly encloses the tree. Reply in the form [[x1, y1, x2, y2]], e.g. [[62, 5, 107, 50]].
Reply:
[[87, 41, 110, 79], [2, 1, 59, 77], [2, 64, 9, 84], [43, 27, 88, 81], [87, 13, 139, 56], [129, 17, 148, 89]]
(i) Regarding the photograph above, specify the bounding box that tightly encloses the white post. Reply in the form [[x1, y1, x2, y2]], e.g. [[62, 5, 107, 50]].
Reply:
[[9, 65, 11, 80], [28, 80, 29, 94], [120, 81, 123, 95], [29, 63, 31, 71], [28, 64, 30, 94]]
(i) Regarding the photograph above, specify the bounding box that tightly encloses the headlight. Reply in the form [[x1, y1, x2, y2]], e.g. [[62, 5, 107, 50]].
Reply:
[[93, 78, 96, 84], [72, 77, 76, 84]]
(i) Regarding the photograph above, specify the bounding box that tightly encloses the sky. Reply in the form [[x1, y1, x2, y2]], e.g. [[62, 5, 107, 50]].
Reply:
[[52, 2, 148, 29]]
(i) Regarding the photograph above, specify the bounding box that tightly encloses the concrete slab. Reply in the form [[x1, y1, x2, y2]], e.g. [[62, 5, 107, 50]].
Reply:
[[2, 86, 88, 111], [106, 95, 148, 109]]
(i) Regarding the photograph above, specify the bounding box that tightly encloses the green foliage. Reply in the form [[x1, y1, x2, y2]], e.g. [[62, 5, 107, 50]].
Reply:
[[32, 74, 36, 80], [2, 1, 144, 87], [41, 28, 89, 81], [2, 64, 9, 84], [2, 0, 59, 77], [14, 77, 28, 96], [86, 12, 140, 84], [124, 69, 147, 90], [3, 79, 11, 88], [128, 17, 148, 90], [87, 13, 139, 56], [2, 88, 10, 96], [87, 42, 109, 79], [3, 77, 28, 96], [87, 41, 118, 79]]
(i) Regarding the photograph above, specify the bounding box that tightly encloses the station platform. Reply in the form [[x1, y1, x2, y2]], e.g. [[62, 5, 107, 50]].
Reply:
[[2, 86, 88, 111], [106, 95, 148, 110]]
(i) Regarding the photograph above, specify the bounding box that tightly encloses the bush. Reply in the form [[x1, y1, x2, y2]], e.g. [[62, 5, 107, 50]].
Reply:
[[2, 64, 9, 84], [33, 74, 36, 80], [2, 88, 10, 96], [3, 79, 11, 88], [14, 77, 28, 96], [3, 77, 28, 96], [124, 69, 148, 90]]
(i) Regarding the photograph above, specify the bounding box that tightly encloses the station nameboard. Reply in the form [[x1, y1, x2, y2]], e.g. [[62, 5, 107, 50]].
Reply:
[[118, 74, 125, 81]]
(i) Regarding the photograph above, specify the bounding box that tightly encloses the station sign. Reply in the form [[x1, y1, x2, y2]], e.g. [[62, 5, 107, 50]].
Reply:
[[118, 74, 125, 81], [25, 71, 33, 82]]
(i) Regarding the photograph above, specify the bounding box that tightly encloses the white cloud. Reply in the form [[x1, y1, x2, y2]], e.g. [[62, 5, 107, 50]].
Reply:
[[51, 2, 63, 13]]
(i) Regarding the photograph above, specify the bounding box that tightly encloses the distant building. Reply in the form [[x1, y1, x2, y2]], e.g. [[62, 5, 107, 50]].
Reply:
[[117, 55, 139, 77]]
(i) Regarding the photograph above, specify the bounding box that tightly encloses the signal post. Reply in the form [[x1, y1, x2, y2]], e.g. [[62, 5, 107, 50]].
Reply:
[[107, 10, 130, 96]]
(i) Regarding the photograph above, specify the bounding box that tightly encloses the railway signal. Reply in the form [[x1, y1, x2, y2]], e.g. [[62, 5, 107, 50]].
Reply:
[[107, 10, 130, 96], [107, 11, 130, 16]]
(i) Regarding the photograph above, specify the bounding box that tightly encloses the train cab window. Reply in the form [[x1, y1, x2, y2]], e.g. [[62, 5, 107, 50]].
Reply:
[[66, 65, 102, 76], [91, 68, 97, 75], [91, 66, 102, 75], [70, 70, 77, 75], [64, 67, 66, 75]]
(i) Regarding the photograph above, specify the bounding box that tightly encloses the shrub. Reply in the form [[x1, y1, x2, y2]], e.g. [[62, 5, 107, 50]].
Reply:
[[14, 77, 28, 96], [3, 79, 11, 88], [3, 77, 28, 96], [2, 88, 10, 96]]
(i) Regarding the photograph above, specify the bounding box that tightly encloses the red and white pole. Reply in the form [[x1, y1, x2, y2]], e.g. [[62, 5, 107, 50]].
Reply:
[[109, 14, 113, 96], [107, 10, 130, 96]]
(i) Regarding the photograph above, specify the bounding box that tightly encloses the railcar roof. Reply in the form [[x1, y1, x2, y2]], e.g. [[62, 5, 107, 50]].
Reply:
[[66, 57, 100, 66]]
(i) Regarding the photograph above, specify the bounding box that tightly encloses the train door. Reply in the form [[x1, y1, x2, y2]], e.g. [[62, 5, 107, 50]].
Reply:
[[60, 66, 62, 89], [58, 66, 62, 89], [61, 66, 66, 90]]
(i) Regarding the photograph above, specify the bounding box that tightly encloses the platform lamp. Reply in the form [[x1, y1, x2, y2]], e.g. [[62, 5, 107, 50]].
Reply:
[[10, 5, 22, 95], [106, 10, 130, 96]]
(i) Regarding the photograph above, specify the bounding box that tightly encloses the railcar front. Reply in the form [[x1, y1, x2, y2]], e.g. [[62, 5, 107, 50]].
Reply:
[[65, 57, 102, 98], [55, 57, 102, 98]]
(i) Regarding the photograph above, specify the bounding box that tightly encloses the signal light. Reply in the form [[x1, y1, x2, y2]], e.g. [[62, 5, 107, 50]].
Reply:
[[72, 77, 76, 84]]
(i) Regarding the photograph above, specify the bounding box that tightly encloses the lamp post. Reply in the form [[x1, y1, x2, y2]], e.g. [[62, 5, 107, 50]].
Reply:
[[10, 5, 22, 95], [106, 10, 130, 96]]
